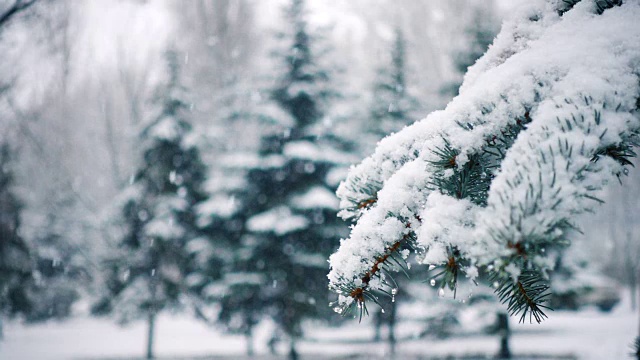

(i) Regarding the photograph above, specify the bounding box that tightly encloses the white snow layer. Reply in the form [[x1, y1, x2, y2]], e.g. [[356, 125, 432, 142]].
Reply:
[[2, 291, 637, 359], [291, 186, 340, 210], [246, 206, 309, 235], [284, 140, 356, 164], [144, 196, 188, 240], [196, 194, 239, 225], [329, 0, 640, 305]]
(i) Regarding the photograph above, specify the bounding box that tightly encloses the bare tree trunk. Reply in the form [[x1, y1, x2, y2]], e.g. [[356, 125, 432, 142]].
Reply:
[[102, 98, 123, 187], [146, 312, 156, 359], [373, 309, 382, 341], [146, 248, 160, 360], [245, 326, 254, 357], [497, 312, 511, 359], [288, 338, 298, 360], [115, 40, 149, 126], [634, 320, 640, 360], [627, 233, 638, 311], [388, 300, 397, 357], [632, 280, 638, 311], [267, 332, 278, 355]]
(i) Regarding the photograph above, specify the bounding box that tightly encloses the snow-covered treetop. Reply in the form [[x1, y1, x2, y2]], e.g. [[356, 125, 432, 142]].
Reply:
[[328, 0, 640, 323], [271, 0, 338, 134], [141, 50, 193, 147]]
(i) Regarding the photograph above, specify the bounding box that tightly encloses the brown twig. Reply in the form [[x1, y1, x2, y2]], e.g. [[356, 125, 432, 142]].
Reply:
[[349, 215, 423, 303], [357, 197, 377, 210]]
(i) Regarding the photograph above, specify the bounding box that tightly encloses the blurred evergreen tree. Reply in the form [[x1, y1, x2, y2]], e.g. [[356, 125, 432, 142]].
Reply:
[[190, 149, 253, 353], [24, 211, 86, 323], [211, 1, 351, 358], [0, 143, 32, 337], [440, 3, 499, 98], [369, 27, 420, 139], [91, 50, 207, 360], [549, 247, 620, 312]]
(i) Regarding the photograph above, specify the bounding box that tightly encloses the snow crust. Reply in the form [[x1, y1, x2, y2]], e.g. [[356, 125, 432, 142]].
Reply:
[[329, 0, 640, 306]]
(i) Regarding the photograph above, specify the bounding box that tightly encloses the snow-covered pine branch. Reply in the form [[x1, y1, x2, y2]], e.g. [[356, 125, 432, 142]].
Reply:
[[328, 0, 640, 323]]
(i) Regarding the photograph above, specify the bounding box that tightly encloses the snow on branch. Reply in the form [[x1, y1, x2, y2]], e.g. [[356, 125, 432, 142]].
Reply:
[[328, 0, 640, 322]]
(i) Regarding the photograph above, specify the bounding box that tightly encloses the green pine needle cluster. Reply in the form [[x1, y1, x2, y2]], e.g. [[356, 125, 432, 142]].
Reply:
[[493, 271, 552, 324], [331, 220, 419, 322], [429, 138, 492, 207], [632, 336, 640, 359], [339, 175, 382, 219], [428, 246, 467, 299], [558, 0, 621, 15], [594, 0, 622, 14]]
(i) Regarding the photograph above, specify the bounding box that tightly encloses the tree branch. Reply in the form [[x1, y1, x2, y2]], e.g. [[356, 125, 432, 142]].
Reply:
[[0, 0, 38, 29]]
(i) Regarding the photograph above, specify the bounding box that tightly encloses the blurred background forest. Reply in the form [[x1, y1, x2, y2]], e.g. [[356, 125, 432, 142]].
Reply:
[[0, 0, 638, 359]]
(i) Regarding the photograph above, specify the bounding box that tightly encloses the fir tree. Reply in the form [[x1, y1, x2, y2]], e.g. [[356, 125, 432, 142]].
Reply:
[[92, 50, 207, 360], [441, 3, 499, 98], [368, 27, 420, 139], [191, 158, 253, 353], [24, 217, 84, 323], [189, 49, 275, 360], [549, 247, 618, 312], [328, 2, 639, 353], [23, 194, 90, 325], [214, 1, 350, 358], [0, 143, 32, 337]]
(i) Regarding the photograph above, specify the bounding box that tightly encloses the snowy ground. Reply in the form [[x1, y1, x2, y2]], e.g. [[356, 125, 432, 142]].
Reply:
[[0, 293, 637, 360]]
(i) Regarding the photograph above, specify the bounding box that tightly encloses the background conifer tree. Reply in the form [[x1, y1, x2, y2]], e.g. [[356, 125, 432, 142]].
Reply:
[[368, 27, 420, 140], [213, 1, 351, 358], [0, 143, 32, 338], [191, 146, 255, 354], [92, 50, 207, 360], [441, 3, 499, 98]]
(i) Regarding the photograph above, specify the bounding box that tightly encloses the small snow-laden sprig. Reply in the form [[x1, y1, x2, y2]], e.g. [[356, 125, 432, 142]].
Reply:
[[416, 193, 481, 297], [329, 159, 432, 319], [336, 118, 443, 220], [327, 214, 419, 321]]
